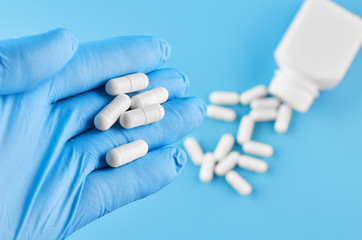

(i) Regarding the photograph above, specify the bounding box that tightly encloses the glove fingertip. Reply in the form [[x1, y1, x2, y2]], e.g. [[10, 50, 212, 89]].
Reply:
[[159, 39, 171, 63], [176, 69, 190, 95], [51, 28, 79, 53], [191, 97, 207, 124], [172, 147, 187, 173]]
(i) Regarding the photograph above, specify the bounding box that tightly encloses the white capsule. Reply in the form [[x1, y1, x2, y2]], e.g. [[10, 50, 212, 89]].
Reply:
[[106, 73, 149, 96], [225, 171, 252, 196], [209, 91, 239, 105], [106, 140, 148, 168], [250, 108, 278, 122], [214, 151, 239, 176], [206, 105, 236, 122], [250, 97, 280, 109], [239, 85, 267, 105], [131, 87, 169, 109], [242, 141, 274, 157], [184, 137, 204, 166], [237, 115, 255, 145], [237, 155, 268, 173], [199, 153, 216, 182], [120, 104, 164, 129], [94, 94, 131, 131], [274, 104, 292, 133], [214, 134, 235, 161]]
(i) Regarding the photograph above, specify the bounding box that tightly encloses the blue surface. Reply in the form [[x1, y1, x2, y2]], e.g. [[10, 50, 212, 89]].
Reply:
[[1, 0, 362, 239]]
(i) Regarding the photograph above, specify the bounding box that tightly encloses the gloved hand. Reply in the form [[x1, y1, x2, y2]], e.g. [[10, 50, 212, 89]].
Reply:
[[0, 28, 206, 239]]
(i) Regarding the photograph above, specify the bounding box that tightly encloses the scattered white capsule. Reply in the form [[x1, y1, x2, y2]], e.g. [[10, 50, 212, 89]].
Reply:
[[250, 97, 280, 109], [120, 104, 164, 129], [105, 73, 149, 96], [250, 108, 278, 122], [184, 137, 204, 166], [214, 134, 235, 161], [237, 115, 255, 145], [209, 91, 239, 105], [106, 140, 148, 168], [237, 155, 268, 173], [242, 141, 274, 157], [206, 105, 236, 122], [274, 104, 292, 133], [131, 87, 168, 109], [199, 153, 216, 182], [214, 151, 239, 176], [225, 171, 252, 196], [94, 94, 131, 131], [239, 85, 267, 105]]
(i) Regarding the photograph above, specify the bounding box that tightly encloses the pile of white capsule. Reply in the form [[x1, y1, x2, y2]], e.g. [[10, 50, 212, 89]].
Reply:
[[94, 73, 169, 168], [184, 84, 292, 196]]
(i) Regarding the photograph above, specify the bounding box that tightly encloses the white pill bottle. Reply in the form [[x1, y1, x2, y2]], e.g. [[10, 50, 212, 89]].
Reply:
[[268, 0, 362, 112]]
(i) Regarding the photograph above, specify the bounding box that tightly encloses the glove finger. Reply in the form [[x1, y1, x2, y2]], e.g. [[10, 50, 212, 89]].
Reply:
[[48, 36, 171, 103], [0, 28, 78, 95], [63, 97, 206, 174], [53, 68, 189, 140], [67, 147, 186, 236]]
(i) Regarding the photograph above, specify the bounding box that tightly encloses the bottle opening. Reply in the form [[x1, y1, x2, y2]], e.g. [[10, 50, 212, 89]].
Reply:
[[268, 69, 319, 113]]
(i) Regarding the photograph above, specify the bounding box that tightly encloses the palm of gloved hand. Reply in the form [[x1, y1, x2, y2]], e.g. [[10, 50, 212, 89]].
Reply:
[[0, 29, 205, 239]]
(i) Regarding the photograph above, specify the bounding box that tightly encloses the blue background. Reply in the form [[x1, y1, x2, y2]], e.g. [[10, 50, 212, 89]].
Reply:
[[1, 0, 362, 239]]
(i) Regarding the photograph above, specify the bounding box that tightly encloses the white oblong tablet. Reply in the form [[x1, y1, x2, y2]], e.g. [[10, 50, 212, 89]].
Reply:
[[206, 105, 236, 122], [250, 108, 278, 122], [213, 134, 235, 161], [237, 115, 255, 145], [120, 104, 164, 129], [105, 73, 149, 96], [199, 153, 216, 183], [106, 140, 148, 168], [209, 91, 239, 105], [184, 137, 204, 166], [237, 155, 268, 173], [239, 85, 267, 105], [94, 94, 131, 131], [225, 171, 252, 196], [131, 87, 169, 109], [214, 151, 239, 176], [242, 141, 274, 158], [274, 104, 292, 133], [250, 97, 280, 109]]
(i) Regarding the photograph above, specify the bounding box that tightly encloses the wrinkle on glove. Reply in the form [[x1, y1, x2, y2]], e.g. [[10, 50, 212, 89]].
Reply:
[[0, 28, 78, 95]]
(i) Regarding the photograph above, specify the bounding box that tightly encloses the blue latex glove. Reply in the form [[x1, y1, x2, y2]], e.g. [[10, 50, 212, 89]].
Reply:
[[0, 29, 206, 239]]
